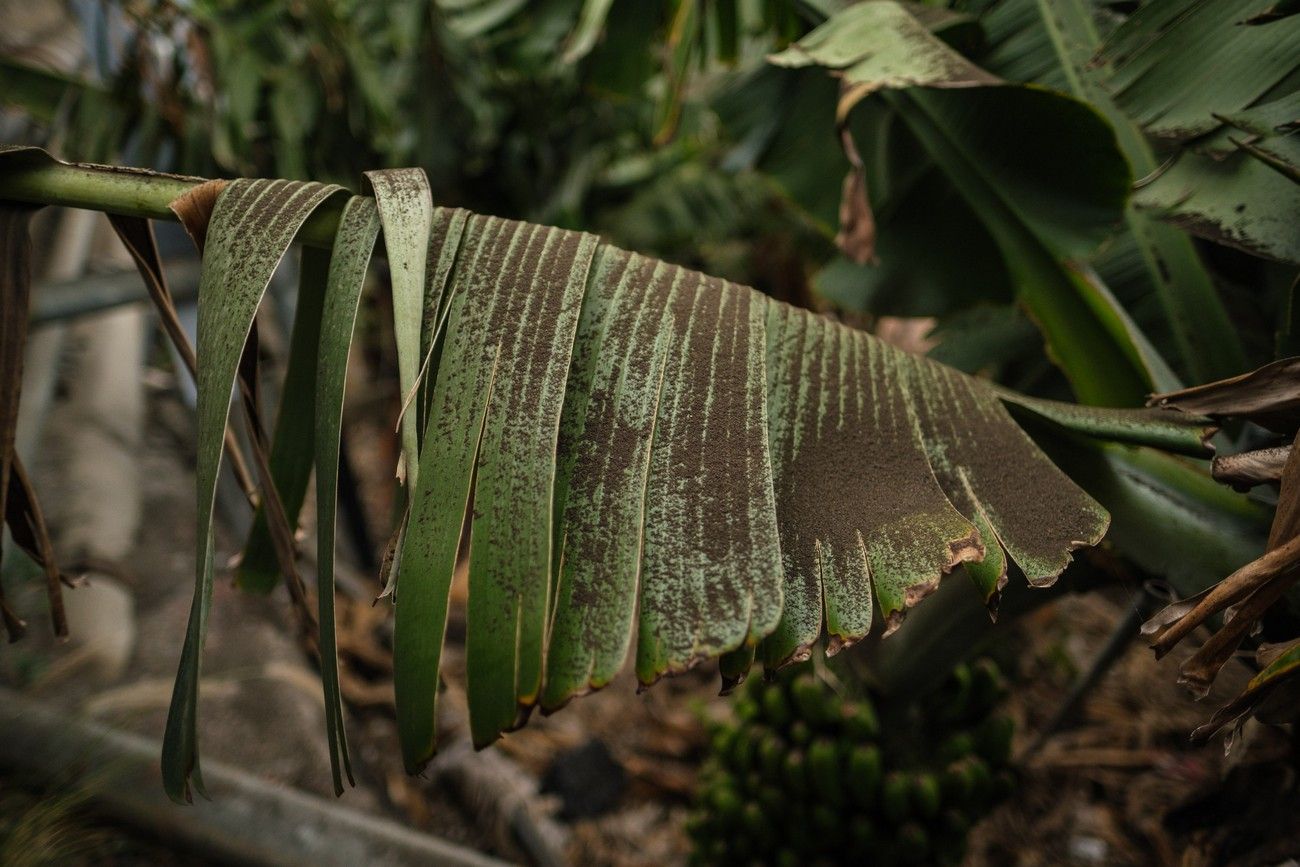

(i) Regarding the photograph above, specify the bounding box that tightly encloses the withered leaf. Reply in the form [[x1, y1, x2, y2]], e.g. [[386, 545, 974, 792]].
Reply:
[[0, 202, 37, 641], [5, 455, 68, 636], [1150, 357, 1300, 433], [1213, 444, 1291, 490], [835, 126, 878, 266]]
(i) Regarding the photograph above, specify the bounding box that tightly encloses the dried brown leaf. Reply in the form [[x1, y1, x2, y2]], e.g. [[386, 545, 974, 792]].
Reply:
[[1193, 639, 1300, 741], [0, 203, 36, 641], [1149, 357, 1300, 433], [1146, 361, 1300, 701], [168, 179, 228, 255], [1146, 533, 1300, 658], [5, 455, 67, 636], [1177, 556, 1300, 697], [1212, 444, 1290, 490], [1266, 440, 1300, 549], [1148, 437, 1300, 698], [1257, 638, 1300, 669], [0, 589, 23, 642], [835, 126, 878, 265]]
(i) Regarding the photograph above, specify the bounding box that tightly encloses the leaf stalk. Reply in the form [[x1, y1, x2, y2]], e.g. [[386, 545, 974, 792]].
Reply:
[[0, 159, 341, 247]]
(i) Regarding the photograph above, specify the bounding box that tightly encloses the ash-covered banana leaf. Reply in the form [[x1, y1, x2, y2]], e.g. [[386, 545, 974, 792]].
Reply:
[[0, 146, 1218, 795]]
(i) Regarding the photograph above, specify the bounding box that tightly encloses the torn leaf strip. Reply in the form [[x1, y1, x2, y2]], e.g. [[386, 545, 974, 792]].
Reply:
[[315, 195, 382, 795], [542, 250, 673, 711], [635, 270, 783, 686], [366, 169, 433, 489], [462, 220, 598, 746], [163, 178, 344, 804], [0, 204, 36, 640]]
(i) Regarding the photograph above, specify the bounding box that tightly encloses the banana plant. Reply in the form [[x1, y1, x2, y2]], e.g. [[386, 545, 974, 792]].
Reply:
[[1098, 0, 1300, 265], [0, 145, 1216, 805], [972, 0, 1252, 387]]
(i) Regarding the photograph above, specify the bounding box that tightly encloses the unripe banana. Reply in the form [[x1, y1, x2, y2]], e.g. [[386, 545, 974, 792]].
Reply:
[[701, 838, 727, 865], [709, 784, 742, 824], [808, 737, 842, 803], [911, 772, 942, 819], [939, 760, 973, 807], [788, 719, 812, 746], [773, 849, 800, 867], [968, 658, 1004, 716], [758, 730, 785, 778], [727, 727, 758, 772], [782, 749, 807, 796], [963, 756, 994, 803], [762, 683, 792, 728], [848, 744, 882, 807], [896, 822, 930, 863], [849, 814, 877, 849], [710, 726, 733, 757], [693, 657, 1016, 865], [974, 715, 1014, 765], [882, 771, 911, 823], [842, 699, 879, 741], [791, 677, 834, 728], [938, 662, 972, 722], [741, 802, 766, 838], [811, 804, 841, 844], [757, 784, 784, 818], [938, 728, 973, 763]]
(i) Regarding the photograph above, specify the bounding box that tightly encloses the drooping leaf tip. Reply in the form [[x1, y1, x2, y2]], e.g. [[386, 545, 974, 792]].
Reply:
[[718, 674, 746, 696]]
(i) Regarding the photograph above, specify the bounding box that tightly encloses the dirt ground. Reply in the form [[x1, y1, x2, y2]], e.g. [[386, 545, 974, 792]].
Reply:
[[3, 343, 1299, 866]]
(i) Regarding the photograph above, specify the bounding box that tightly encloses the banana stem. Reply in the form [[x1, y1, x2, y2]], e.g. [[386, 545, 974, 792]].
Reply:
[[0, 157, 341, 247]]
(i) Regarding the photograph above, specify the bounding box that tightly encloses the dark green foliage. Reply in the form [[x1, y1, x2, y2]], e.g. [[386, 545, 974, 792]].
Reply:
[[688, 660, 1016, 865]]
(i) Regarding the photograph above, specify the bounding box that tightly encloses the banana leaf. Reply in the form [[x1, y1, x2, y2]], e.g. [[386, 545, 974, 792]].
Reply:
[[769, 0, 1169, 404], [1098, 0, 1300, 264], [0, 145, 1222, 798], [976, 0, 1248, 384]]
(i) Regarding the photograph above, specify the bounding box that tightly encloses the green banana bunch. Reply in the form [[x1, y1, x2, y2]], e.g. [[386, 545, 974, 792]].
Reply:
[[687, 659, 1016, 866]]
